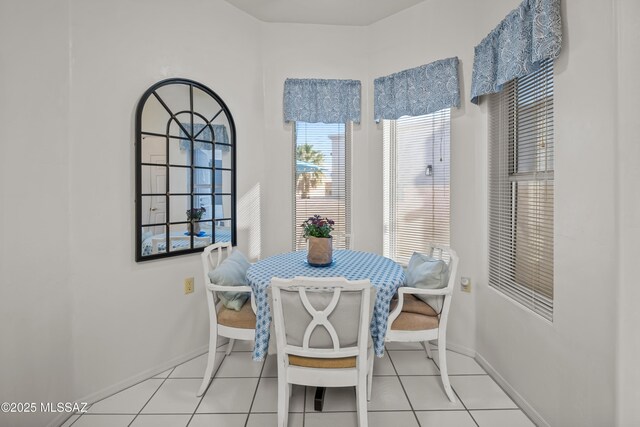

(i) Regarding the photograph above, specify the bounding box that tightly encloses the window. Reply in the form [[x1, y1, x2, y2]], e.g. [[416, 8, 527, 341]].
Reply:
[[293, 122, 351, 250], [383, 110, 451, 264], [488, 59, 554, 320]]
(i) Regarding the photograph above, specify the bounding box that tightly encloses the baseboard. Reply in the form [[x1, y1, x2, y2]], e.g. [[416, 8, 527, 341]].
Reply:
[[445, 341, 476, 358], [475, 352, 550, 427], [48, 345, 209, 427]]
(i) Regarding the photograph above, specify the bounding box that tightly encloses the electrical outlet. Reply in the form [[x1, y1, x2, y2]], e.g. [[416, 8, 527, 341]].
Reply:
[[460, 277, 471, 293], [184, 277, 194, 294]]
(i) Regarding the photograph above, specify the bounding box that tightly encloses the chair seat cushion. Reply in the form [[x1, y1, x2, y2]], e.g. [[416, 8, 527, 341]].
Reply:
[[391, 311, 439, 331], [288, 354, 356, 369], [390, 293, 438, 317], [217, 301, 256, 329]]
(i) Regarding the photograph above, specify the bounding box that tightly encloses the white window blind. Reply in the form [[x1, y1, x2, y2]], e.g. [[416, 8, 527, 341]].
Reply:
[[383, 110, 451, 265], [293, 122, 351, 250], [488, 58, 554, 321]]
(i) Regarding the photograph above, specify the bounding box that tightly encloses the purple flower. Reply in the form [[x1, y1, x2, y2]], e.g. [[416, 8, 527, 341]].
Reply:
[[300, 215, 336, 239]]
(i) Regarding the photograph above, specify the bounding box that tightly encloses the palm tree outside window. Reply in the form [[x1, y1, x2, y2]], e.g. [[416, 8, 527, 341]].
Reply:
[[296, 143, 325, 199]]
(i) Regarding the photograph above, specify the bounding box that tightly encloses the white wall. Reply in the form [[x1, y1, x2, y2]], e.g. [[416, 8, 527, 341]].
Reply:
[[616, 0, 640, 425], [66, 0, 264, 403], [474, 0, 619, 426], [1, 2, 265, 423], [259, 23, 371, 257], [0, 1, 74, 427]]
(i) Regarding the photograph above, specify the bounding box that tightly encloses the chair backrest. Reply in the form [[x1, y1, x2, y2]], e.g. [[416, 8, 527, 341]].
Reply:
[[202, 241, 233, 274], [201, 242, 234, 319], [422, 243, 458, 288], [271, 276, 372, 361], [424, 243, 459, 322]]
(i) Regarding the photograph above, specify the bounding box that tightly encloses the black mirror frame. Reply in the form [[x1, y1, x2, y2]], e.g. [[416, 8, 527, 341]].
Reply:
[[135, 78, 237, 262]]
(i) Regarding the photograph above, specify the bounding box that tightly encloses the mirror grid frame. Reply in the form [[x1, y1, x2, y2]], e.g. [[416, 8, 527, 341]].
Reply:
[[135, 78, 237, 262]]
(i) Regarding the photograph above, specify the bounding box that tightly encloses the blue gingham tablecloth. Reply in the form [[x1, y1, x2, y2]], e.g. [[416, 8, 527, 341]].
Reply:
[[246, 250, 405, 361]]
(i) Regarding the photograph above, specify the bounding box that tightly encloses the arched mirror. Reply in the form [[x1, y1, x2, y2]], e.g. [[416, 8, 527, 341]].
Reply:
[[135, 78, 236, 261]]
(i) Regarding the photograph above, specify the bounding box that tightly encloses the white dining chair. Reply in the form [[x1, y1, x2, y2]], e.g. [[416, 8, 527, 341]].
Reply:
[[385, 243, 459, 402], [271, 276, 374, 427], [197, 242, 256, 396]]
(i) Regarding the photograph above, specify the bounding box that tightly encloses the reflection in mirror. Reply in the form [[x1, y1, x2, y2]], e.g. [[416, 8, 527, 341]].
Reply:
[[168, 167, 190, 195], [141, 135, 166, 164], [193, 195, 213, 217], [168, 138, 190, 166], [136, 78, 236, 261], [193, 87, 222, 122], [155, 84, 190, 122], [215, 220, 233, 243], [219, 170, 232, 194], [218, 195, 233, 219], [217, 146, 233, 169], [141, 96, 171, 135]]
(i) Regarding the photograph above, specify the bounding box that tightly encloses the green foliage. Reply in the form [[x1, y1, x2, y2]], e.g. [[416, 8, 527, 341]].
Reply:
[[186, 206, 206, 220], [296, 143, 324, 199]]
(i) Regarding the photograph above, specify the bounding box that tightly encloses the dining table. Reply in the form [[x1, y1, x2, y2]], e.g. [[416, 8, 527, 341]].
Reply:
[[246, 249, 405, 410], [246, 249, 405, 361]]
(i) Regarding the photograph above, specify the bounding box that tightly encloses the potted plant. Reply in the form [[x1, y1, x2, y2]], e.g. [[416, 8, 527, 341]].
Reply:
[[186, 206, 206, 235], [301, 215, 335, 266]]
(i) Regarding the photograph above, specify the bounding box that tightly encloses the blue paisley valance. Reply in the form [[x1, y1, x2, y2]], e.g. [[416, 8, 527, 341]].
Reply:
[[373, 57, 460, 122], [470, 0, 562, 104], [283, 78, 361, 124], [179, 123, 229, 151]]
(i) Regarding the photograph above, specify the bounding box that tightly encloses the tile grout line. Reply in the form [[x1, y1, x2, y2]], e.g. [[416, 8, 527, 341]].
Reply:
[[243, 354, 267, 427], [468, 407, 525, 411], [71, 364, 181, 425], [126, 366, 177, 427], [302, 385, 307, 427], [434, 353, 527, 425], [390, 344, 493, 427], [456, 390, 480, 427], [75, 362, 183, 421], [65, 345, 238, 426], [428, 347, 482, 427], [64, 344, 529, 427], [385, 346, 424, 427], [66, 413, 81, 427], [185, 351, 230, 426]]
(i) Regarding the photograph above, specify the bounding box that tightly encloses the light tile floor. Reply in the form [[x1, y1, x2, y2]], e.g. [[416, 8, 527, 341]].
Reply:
[[61, 341, 536, 427]]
